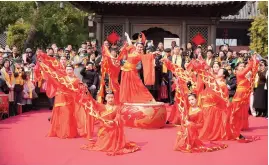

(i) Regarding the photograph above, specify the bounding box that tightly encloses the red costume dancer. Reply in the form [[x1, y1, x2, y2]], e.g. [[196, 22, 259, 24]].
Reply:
[[119, 33, 157, 103], [100, 46, 123, 104], [174, 79, 227, 152], [81, 92, 140, 156], [47, 65, 79, 138], [162, 58, 197, 125], [81, 108, 140, 156], [37, 52, 140, 155], [35, 55, 90, 138], [231, 57, 259, 133], [183, 59, 234, 141]]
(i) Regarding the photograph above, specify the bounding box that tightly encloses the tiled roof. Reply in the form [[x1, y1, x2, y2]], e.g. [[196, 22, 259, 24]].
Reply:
[[90, 1, 239, 6], [222, 1, 259, 20]]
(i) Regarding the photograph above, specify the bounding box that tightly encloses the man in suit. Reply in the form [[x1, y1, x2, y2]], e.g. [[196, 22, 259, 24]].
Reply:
[[162, 48, 174, 105]]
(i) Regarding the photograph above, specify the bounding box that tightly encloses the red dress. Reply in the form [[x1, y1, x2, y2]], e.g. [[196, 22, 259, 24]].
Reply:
[[185, 60, 232, 141], [120, 53, 154, 103], [174, 105, 228, 152], [162, 59, 196, 125], [37, 52, 140, 155], [47, 76, 79, 139], [231, 61, 254, 133], [107, 57, 121, 104], [170, 76, 228, 152], [100, 46, 121, 104], [81, 107, 140, 155]]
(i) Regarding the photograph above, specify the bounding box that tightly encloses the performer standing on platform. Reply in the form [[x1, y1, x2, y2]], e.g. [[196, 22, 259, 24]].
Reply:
[[119, 32, 159, 103]]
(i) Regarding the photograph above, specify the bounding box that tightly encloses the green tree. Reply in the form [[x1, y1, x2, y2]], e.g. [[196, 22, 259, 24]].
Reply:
[[6, 19, 31, 52], [35, 2, 88, 49], [249, 1, 268, 56], [0, 2, 35, 33], [4, 2, 89, 52]]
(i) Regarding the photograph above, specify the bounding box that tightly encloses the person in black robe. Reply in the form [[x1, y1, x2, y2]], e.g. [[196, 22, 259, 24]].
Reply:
[[253, 60, 268, 118]]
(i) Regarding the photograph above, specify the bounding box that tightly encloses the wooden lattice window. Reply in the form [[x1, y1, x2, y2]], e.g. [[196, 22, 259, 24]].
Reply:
[[103, 24, 124, 45], [188, 26, 209, 49], [0, 33, 7, 48]]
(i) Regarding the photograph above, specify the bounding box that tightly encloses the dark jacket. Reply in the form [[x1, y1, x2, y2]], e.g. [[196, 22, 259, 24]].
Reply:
[[227, 75, 237, 98], [165, 55, 173, 79], [80, 68, 98, 87], [0, 77, 9, 94]]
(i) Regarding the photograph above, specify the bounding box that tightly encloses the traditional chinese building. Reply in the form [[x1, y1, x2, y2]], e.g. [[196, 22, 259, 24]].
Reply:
[[71, 1, 258, 51]]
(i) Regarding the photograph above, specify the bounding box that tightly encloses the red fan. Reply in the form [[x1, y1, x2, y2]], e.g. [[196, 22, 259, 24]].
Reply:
[[107, 31, 120, 44], [192, 33, 206, 46]]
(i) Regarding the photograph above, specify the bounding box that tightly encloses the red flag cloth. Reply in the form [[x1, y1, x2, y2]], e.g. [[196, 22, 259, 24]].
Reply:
[[141, 54, 155, 85], [192, 33, 206, 46], [107, 31, 120, 45]]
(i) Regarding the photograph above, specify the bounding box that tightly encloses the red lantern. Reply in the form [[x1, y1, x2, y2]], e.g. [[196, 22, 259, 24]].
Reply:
[[192, 33, 206, 46], [107, 31, 120, 45]]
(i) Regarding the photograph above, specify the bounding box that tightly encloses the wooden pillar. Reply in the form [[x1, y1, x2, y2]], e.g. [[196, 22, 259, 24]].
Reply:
[[210, 18, 219, 51], [181, 20, 186, 49], [125, 18, 130, 35], [94, 15, 102, 47], [210, 24, 216, 50], [88, 15, 94, 38]]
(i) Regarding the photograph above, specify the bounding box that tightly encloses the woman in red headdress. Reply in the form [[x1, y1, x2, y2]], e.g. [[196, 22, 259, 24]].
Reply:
[[172, 77, 227, 153], [118, 32, 159, 103], [230, 57, 258, 134], [81, 91, 140, 156], [47, 64, 79, 139]]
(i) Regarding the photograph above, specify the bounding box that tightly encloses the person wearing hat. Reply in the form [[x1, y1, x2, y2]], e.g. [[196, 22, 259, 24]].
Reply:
[[73, 48, 88, 81], [80, 61, 98, 99], [25, 48, 36, 66]]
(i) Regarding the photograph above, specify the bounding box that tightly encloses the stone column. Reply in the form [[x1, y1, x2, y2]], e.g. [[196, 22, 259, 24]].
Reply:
[[125, 18, 130, 36], [181, 20, 186, 49], [94, 15, 102, 47]]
